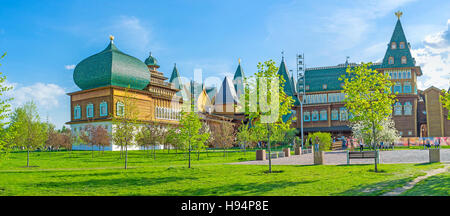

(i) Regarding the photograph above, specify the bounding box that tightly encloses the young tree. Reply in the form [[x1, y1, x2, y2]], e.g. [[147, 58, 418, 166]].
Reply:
[[60, 130, 74, 157], [45, 125, 61, 156], [339, 62, 396, 149], [0, 52, 14, 159], [441, 89, 450, 119], [241, 60, 294, 173], [91, 125, 111, 155], [212, 121, 235, 157], [352, 118, 400, 149], [112, 87, 140, 169], [236, 121, 252, 155], [166, 125, 182, 155], [179, 111, 209, 168], [10, 101, 48, 167]]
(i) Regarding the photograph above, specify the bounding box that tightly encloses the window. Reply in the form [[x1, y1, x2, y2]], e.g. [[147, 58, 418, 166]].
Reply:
[[404, 102, 412, 115], [339, 107, 348, 121], [74, 105, 81, 119], [389, 57, 394, 64], [323, 84, 327, 90], [407, 71, 411, 79], [86, 103, 94, 118], [320, 110, 327, 121], [408, 131, 412, 135], [391, 42, 397, 49], [305, 85, 310, 91], [99, 102, 108, 117], [392, 71, 397, 79], [399, 42, 405, 49], [116, 102, 125, 116], [312, 111, 319, 121], [403, 82, 411, 93], [304, 111, 310, 122], [394, 102, 402, 115], [399, 131, 403, 136], [331, 109, 339, 120], [394, 83, 402, 94], [401, 56, 407, 64]]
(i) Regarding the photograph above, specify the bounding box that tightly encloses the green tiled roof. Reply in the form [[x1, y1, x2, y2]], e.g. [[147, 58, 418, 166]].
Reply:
[[73, 41, 150, 90], [278, 58, 300, 106], [144, 52, 160, 67], [304, 63, 381, 93], [169, 63, 182, 89], [381, 19, 415, 68]]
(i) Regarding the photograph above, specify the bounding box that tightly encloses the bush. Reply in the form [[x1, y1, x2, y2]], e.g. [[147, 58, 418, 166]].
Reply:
[[306, 132, 332, 151]]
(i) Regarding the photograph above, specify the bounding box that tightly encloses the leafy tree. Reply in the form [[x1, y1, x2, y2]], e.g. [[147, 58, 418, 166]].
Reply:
[[91, 125, 111, 155], [10, 101, 48, 167], [213, 121, 236, 157], [339, 62, 396, 149], [179, 110, 209, 168], [306, 132, 332, 151], [166, 125, 182, 155], [112, 87, 140, 169], [60, 130, 74, 157], [0, 52, 13, 159], [441, 89, 450, 119], [352, 118, 400, 148], [236, 121, 254, 155], [241, 60, 294, 173]]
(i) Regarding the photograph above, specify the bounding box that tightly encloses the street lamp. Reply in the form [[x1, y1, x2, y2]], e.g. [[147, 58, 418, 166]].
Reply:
[[296, 53, 306, 152]]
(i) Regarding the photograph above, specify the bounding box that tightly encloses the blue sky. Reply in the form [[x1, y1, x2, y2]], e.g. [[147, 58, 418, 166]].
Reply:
[[0, 0, 449, 128]]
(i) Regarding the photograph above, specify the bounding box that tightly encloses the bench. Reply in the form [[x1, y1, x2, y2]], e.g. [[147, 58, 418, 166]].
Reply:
[[347, 151, 380, 172]]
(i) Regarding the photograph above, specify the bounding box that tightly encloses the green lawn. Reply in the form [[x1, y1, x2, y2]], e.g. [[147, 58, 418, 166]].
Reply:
[[0, 150, 446, 196], [402, 171, 450, 196]]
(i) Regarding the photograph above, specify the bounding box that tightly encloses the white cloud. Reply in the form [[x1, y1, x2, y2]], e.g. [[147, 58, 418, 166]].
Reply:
[[412, 19, 450, 90], [65, 64, 75, 70], [8, 82, 66, 109], [104, 16, 160, 56]]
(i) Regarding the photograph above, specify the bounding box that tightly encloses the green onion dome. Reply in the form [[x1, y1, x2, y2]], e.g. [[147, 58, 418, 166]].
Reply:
[[144, 52, 160, 67], [73, 38, 150, 90]]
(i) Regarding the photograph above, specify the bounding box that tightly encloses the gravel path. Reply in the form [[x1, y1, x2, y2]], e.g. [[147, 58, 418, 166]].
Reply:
[[230, 149, 450, 165]]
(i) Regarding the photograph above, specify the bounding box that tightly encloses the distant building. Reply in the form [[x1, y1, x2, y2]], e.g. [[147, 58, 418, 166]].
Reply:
[[294, 13, 450, 138]]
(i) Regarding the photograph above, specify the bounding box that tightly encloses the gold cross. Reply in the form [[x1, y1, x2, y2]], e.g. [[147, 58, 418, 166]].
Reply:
[[395, 11, 403, 19]]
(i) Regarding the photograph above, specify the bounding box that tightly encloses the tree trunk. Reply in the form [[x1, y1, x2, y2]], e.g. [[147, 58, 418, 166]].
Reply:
[[92, 145, 94, 158], [197, 150, 200, 161], [268, 126, 272, 173], [27, 149, 30, 167], [125, 144, 128, 170]]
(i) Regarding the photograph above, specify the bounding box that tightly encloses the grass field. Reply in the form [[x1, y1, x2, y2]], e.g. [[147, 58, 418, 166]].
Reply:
[[0, 150, 446, 196]]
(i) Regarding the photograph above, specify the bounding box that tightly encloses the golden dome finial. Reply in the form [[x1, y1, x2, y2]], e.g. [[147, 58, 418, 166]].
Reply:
[[238, 58, 241, 64], [395, 11, 403, 19], [109, 35, 115, 42]]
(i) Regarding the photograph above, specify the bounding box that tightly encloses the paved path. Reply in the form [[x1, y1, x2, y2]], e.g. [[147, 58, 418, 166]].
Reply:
[[382, 164, 450, 196], [230, 149, 450, 165]]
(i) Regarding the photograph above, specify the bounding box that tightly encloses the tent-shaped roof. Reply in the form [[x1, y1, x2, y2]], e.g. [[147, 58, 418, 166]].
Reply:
[[215, 76, 239, 105], [381, 17, 415, 68], [278, 57, 300, 106], [233, 61, 245, 99]]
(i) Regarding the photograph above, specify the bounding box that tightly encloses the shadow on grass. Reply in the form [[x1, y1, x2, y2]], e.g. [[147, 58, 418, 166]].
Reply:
[[33, 176, 198, 190], [402, 173, 450, 196], [332, 177, 415, 196], [165, 180, 318, 196]]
